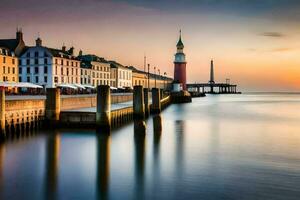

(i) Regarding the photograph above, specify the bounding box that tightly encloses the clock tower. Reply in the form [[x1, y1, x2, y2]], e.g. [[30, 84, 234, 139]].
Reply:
[[174, 30, 187, 90]]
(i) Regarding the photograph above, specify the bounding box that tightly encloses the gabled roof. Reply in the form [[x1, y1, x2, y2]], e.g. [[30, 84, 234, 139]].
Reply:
[[78, 54, 109, 63], [0, 39, 18, 51], [47, 47, 73, 58]]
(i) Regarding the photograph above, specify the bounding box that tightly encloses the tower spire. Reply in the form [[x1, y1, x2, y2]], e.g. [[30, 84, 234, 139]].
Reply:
[[209, 59, 215, 84]]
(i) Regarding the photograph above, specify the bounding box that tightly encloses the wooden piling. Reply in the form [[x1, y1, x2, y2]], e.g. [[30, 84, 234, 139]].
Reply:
[[151, 88, 161, 114], [96, 85, 111, 132]]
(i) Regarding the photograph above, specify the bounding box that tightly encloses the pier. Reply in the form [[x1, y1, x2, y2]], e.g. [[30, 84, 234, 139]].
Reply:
[[187, 83, 238, 94], [0, 86, 171, 139], [187, 60, 240, 95]]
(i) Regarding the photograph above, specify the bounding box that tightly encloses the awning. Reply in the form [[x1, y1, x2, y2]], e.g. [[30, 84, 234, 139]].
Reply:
[[110, 86, 118, 90], [56, 84, 78, 89], [0, 82, 43, 88], [71, 83, 86, 89], [82, 84, 96, 89]]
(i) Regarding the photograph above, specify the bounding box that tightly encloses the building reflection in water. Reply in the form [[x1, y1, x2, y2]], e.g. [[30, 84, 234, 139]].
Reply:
[[0, 142, 5, 198], [44, 131, 60, 200], [134, 120, 146, 200], [175, 120, 185, 183], [96, 132, 111, 200]]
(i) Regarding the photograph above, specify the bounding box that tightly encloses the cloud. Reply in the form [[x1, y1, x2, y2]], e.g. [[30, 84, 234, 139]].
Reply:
[[260, 32, 285, 38], [270, 47, 294, 52]]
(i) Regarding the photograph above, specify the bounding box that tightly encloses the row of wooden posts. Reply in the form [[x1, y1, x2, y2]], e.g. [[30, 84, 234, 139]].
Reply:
[[45, 85, 167, 131]]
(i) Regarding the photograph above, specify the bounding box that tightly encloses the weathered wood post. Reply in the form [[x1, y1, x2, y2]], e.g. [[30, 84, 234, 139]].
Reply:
[[151, 88, 161, 114], [143, 88, 149, 117], [133, 86, 146, 133], [153, 114, 162, 135], [0, 89, 5, 138], [96, 85, 111, 132], [160, 89, 164, 99], [133, 86, 145, 119], [45, 88, 61, 126]]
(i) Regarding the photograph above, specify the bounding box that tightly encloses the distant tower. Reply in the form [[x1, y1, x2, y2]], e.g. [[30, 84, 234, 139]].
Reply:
[[209, 60, 215, 84], [174, 30, 187, 90]]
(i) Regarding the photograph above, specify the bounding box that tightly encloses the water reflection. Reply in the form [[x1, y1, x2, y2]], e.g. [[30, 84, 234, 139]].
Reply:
[[44, 132, 60, 200], [96, 133, 111, 200], [152, 115, 162, 197], [0, 142, 5, 198], [175, 120, 185, 193], [134, 120, 146, 200]]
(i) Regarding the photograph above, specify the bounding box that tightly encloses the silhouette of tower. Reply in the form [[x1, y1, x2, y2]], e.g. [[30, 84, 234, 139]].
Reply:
[[209, 60, 215, 84], [174, 30, 187, 90]]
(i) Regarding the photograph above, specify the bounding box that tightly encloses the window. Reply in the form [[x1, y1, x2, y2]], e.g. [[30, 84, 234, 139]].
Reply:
[[71, 68, 73, 75], [27, 67, 30, 74], [12, 59, 15, 65], [55, 66, 57, 75], [44, 66, 48, 73], [13, 68, 15, 74], [3, 57, 5, 63], [3, 66, 5, 74], [35, 76, 38, 83], [55, 59, 58, 64], [35, 59, 38, 65], [44, 58, 48, 64], [26, 52, 30, 57], [19, 67, 22, 74], [35, 67, 39, 74], [19, 77, 21, 82], [27, 77, 30, 82], [44, 52, 48, 57], [61, 67, 63, 75], [26, 59, 30, 65], [44, 76, 47, 83], [67, 68, 69, 75], [67, 61, 69, 66], [54, 77, 58, 83], [61, 60, 63, 65], [8, 67, 10, 74], [34, 51, 39, 57]]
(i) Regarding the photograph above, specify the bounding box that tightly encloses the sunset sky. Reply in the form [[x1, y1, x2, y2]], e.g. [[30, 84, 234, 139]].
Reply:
[[1, 0, 300, 91]]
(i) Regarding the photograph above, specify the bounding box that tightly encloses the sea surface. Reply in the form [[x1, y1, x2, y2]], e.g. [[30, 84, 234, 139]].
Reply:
[[1, 93, 300, 200]]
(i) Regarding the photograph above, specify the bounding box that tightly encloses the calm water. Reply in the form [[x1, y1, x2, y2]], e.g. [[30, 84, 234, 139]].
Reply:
[[1, 93, 300, 200]]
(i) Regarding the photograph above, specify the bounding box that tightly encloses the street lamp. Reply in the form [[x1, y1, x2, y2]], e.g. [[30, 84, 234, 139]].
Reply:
[[158, 69, 160, 89], [163, 72, 167, 90], [154, 66, 157, 88], [147, 64, 150, 90]]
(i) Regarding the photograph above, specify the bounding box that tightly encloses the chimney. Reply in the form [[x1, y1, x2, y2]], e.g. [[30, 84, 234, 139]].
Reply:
[[62, 45, 66, 52], [36, 37, 42, 46], [79, 49, 83, 56], [68, 47, 74, 55], [16, 28, 23, 42]]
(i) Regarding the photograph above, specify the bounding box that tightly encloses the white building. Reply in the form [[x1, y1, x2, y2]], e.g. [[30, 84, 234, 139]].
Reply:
[[19, 37, 80, 88], [78, 54, 110, 87], [109, 61, 132, 88]]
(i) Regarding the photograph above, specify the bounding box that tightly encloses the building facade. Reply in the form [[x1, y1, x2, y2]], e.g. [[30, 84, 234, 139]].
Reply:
[[78, 54, 110, 87], [110, 61, 132, 88], [0, 47, 18, 83], [19, 37, 80, 88], [130, 66, 173, 90], [174, 31, 187, 90]]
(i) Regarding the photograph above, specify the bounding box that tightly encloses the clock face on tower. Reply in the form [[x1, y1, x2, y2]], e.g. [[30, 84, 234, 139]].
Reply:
[[175, 53, 186, 63]]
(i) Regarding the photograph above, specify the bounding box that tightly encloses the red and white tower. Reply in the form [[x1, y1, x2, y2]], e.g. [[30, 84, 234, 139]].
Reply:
[[174, 30, 187, 90]]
